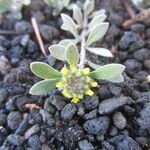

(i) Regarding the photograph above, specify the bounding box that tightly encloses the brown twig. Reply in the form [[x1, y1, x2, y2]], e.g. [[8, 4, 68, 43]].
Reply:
[[31, 17, 47, 56], [123, 0, 136, 19], [123, 8, 150, 28], [25, 103, 40, 110]]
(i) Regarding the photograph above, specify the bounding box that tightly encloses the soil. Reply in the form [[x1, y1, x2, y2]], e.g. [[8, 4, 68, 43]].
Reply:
[[0, 0, 150, 150]]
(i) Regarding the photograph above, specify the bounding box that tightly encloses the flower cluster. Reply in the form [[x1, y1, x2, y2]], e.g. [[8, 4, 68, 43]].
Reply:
[[56, 65, 98, 103]]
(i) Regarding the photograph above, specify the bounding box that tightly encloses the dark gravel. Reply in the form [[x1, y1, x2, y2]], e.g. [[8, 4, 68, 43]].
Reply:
[[98, 97, 128, 115], [0, 0, 150, 149], [84, 116, 110, 135]]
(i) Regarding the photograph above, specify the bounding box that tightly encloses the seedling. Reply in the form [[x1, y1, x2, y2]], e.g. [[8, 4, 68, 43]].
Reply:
[[29, 0, 126, 103], [0, 0, 30, 19], [44, 0, 71, 15]]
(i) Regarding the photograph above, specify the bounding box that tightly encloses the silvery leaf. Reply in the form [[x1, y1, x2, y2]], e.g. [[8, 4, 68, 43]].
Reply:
[[29, 79, 59, 95], [49, 44, 66, 61], [61, 13, 80, 40], [30, 62, 61, 79], [89, 64, 125, 82], [65, 43, 79, 65], [86, 47, 113, 57], [89, 15, 107, 31], [91, 9, 106, 18], [84, 0, 94, 16], [86, 22, 109, 46], [59, 39, 78, 47], [87, 60, 101, 69], [107, 74, 124, 83], [73, 4, 83, 27]]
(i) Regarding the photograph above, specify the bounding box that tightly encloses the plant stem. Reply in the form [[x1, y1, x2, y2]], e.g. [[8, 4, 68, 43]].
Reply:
[[79, 16, 88, 70]]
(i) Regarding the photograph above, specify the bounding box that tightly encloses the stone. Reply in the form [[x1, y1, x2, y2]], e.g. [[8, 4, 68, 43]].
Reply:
[[39, 24, 59, 42], [118, 31, 144, 51], [28, 135, 41, 150], [124, 59, 142, 74], [137, 103, 150, 129], [84, 116, 110, 135], [99, 97, 128, 115], [7, 111, 22, 130], [15, 21, 33, 34], [113, 112, 126, 130], [61, 103, 77, 120], [25, 124, 40, 139], [7, 134, 25, 146], [78, 140, 95, 150]]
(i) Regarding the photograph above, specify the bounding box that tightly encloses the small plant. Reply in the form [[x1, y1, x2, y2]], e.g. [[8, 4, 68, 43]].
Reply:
[[131, 0, 150, 10], [0, 0, 31, 19], [29, 0, 126, 103], [44, 0, 71, 15]]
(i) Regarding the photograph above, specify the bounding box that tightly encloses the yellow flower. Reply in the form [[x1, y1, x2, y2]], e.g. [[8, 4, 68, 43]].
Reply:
[[57, 65, 98, 103], [60, 66, 68, 75], [70, 64, 77, 73], [82, 68, 90, 75], [71, 97, 79, 103], [90, 81, 98, 87], [56, 81, 63, 88], [62, 89, 70, 98], [85, 89, 94, 96]]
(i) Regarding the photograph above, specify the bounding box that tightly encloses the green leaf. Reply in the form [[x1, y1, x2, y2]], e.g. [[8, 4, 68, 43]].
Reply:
[[84, 0, 94, 16], [86, 22, 109, 46], [29, 79, 59, 95], [89, 64, 125, 82], [73, 4, 83, 26], [86, 47, 113, 57], [30, 62, 61, 79], [49, 44, 66, 61], [87, 60, 101, 69], [58, 39, 78, 47], [91, 9, 105, 18], [65, 43, 79, 65], [0, 0, 10, 13], [107, 74, 124, 83], [89, 15, 106, 31], [61, 13, 80, 40]]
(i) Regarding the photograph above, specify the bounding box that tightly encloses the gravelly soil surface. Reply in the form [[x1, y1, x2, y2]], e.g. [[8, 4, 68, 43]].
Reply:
[[0, 0, 150, 149]]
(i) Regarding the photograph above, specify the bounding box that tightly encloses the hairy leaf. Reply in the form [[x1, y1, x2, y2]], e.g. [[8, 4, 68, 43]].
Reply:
[[61, 13, 79, 40], [89, 64, 125, 82], [73, 4, 82, 26], [87, 60, 101, 69], [107, 74, 124, 83], [86, 47, 113, 57], [65, 43, 79, 65], [86, 22, 109, 46], [91, 9, 105, 18], [89, 15, 106, 30], [29, 79, 59, 95], [84, 0, 94, 16], [58, 39, 78, 47], [30, 62, 61, 79], [49, 44, 66, 61]]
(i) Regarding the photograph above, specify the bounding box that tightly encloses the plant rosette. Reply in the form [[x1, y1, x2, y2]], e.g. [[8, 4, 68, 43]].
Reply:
[[29, 43, 125, 103]]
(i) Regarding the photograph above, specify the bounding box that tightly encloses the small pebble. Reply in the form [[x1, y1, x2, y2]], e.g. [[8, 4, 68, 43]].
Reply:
[[28, 135, 41, 150], [61, 103, 77, 120], [113, 112, 126, 130], [15, 21, 33, 34], [7, 134, 25, 146], [25, 124, 40, 139], [7, 111, 22, 130], [39, 24, 59, 42], [99, 97, 128, 115], [78, 139, 95, 150], [84, 116, 110, 135]]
